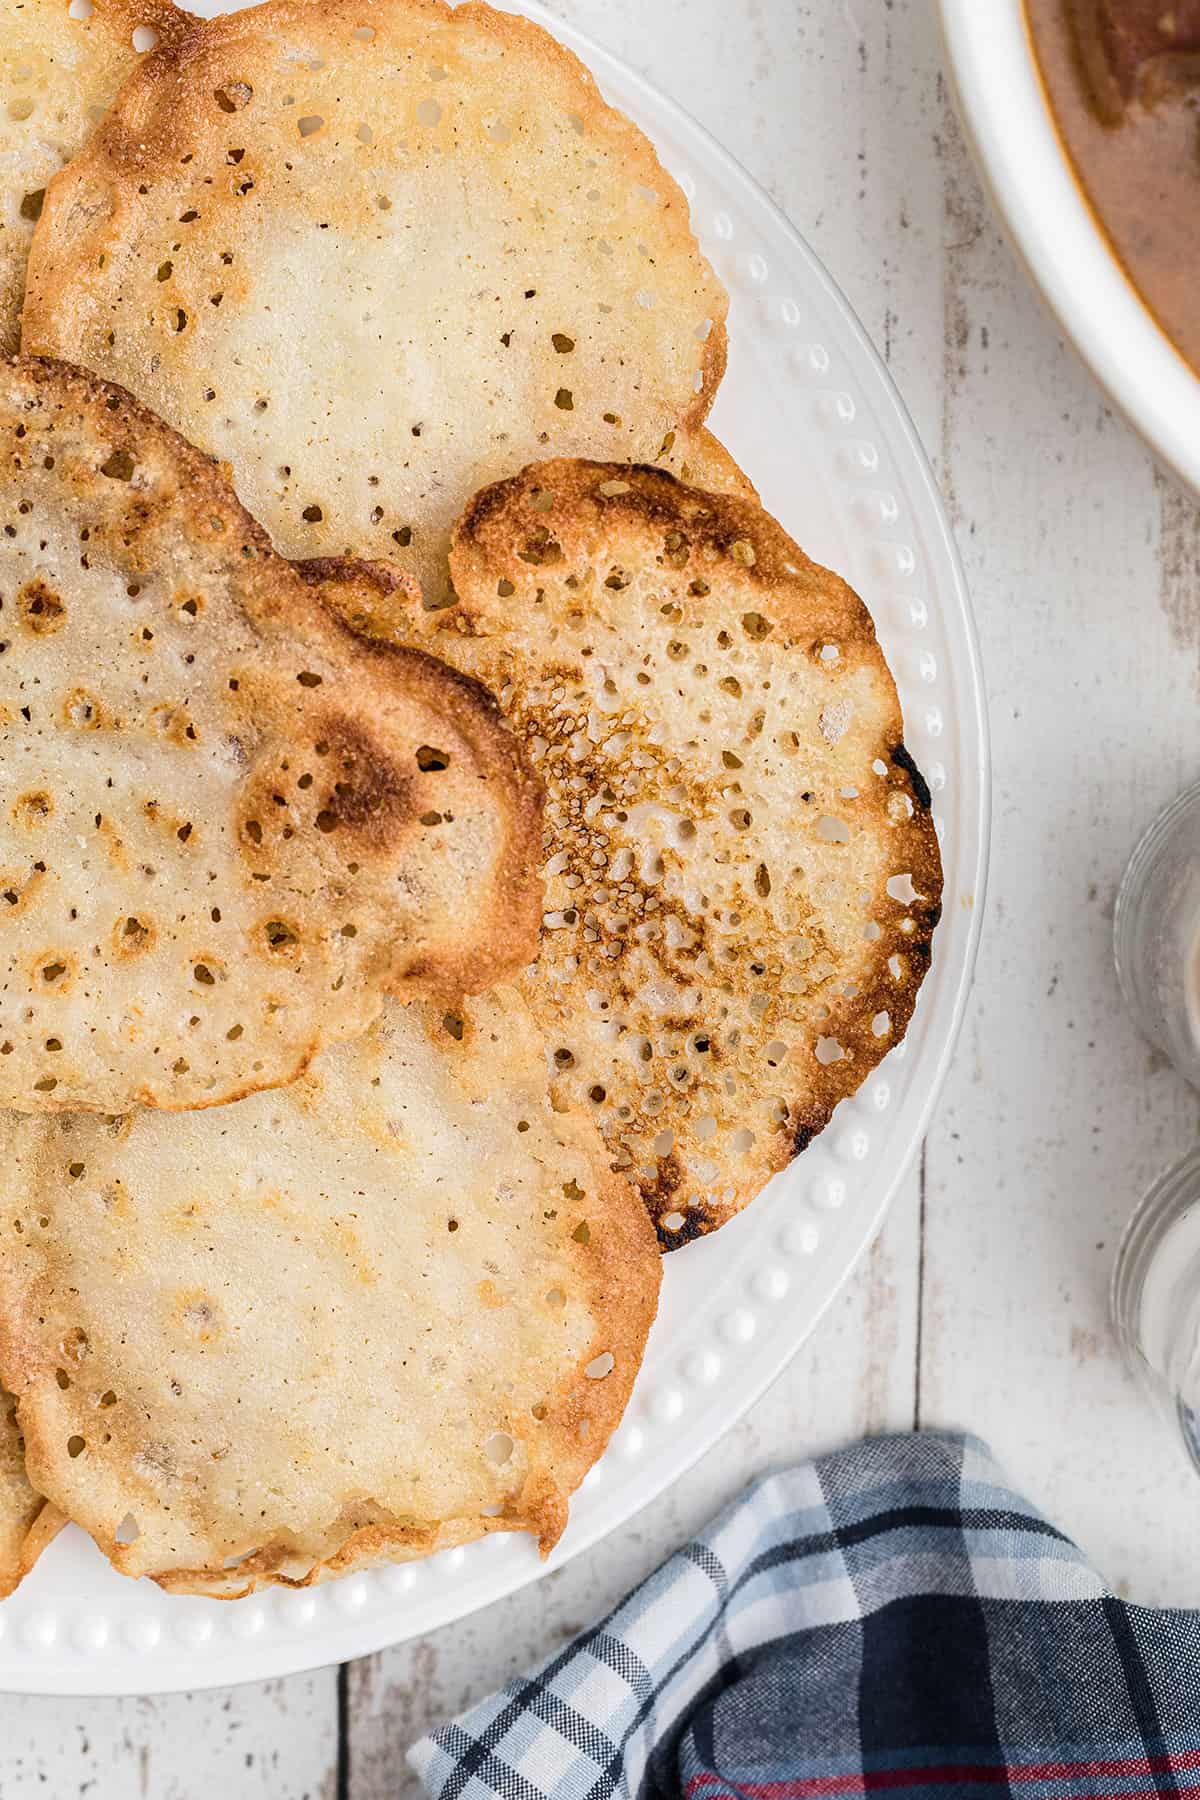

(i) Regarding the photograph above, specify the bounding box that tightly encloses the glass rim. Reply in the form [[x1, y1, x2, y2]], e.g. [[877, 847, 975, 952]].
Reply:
[[1111, 1140, 1200, 1365], [1114, 778, 1200, 1025]]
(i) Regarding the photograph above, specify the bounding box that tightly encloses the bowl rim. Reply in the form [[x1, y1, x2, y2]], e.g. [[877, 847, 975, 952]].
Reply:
[[938, 0, 1200, 494]]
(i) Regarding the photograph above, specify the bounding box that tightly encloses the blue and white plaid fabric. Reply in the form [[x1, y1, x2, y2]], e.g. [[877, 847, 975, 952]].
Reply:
[[409, 1432, 1200, 1800]]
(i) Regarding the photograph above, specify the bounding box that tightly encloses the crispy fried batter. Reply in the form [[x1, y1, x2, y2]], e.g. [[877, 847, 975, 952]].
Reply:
[[656, 428, 758, 503], [1, 0, 191, 355], [442, 460, 943, 1247], [0, 990, 661, 1594], [0, 357, 542, 1113], [0, 1386, 59, 1598], [22, 0, 728, 606]]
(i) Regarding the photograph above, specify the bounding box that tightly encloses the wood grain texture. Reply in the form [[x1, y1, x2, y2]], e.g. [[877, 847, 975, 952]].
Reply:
[[0, 1676, 338, 1797], [1, 0, 1198, 1789], [922, 89, 1200, 1604]]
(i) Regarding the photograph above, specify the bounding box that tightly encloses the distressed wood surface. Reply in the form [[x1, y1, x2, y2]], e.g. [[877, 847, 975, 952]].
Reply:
[[2, 0, 1199, 1789]]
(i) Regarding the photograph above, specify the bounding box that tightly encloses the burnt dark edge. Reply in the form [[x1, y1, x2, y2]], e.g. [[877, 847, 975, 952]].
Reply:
[[888, 738, 935, 810], [890, 740, 932, 812]]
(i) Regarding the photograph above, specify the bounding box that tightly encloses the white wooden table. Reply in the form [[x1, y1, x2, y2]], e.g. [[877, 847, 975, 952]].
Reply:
[[5, 0, 1200, 1787]]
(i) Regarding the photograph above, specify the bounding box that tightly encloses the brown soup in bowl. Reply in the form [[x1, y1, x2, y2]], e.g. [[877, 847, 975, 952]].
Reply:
[[1025, 2, 1200, 369]]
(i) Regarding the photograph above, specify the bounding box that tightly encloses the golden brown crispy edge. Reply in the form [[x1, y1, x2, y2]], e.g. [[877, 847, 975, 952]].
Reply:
[[1, 0, 196, 356], [0, 1396, 63, 1599], [658, 428, 759, 502], [298, 571, 547, 1005], [79, 0, 194, 40], [0, 1499, 65, 1600]]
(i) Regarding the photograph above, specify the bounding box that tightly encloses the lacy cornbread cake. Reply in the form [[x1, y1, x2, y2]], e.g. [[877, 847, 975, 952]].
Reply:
[[0, 990, 661, 1596], [437, 460, 943, 1247], [22, 0, 728, 606], [1, 0, 189, 355], [0, 358, 542, 1113]]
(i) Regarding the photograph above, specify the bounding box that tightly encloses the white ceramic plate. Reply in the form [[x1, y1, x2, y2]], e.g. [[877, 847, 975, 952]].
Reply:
[[939, 0, 1200, 494], [0, 0, 989, 1695]]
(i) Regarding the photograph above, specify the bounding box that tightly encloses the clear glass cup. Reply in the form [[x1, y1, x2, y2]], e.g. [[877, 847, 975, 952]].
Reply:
[[1112, 1146, 1200, 1475], [1114, 779, 1200, 1090], [1112, 786, 1200, 1465]]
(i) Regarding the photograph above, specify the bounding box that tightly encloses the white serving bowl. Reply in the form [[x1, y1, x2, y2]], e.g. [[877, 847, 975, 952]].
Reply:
[[939, 0, 1200, 493]]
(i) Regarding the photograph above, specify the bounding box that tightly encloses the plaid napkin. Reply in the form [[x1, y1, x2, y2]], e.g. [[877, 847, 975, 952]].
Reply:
[[409, 1431, 1200, 1800]]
